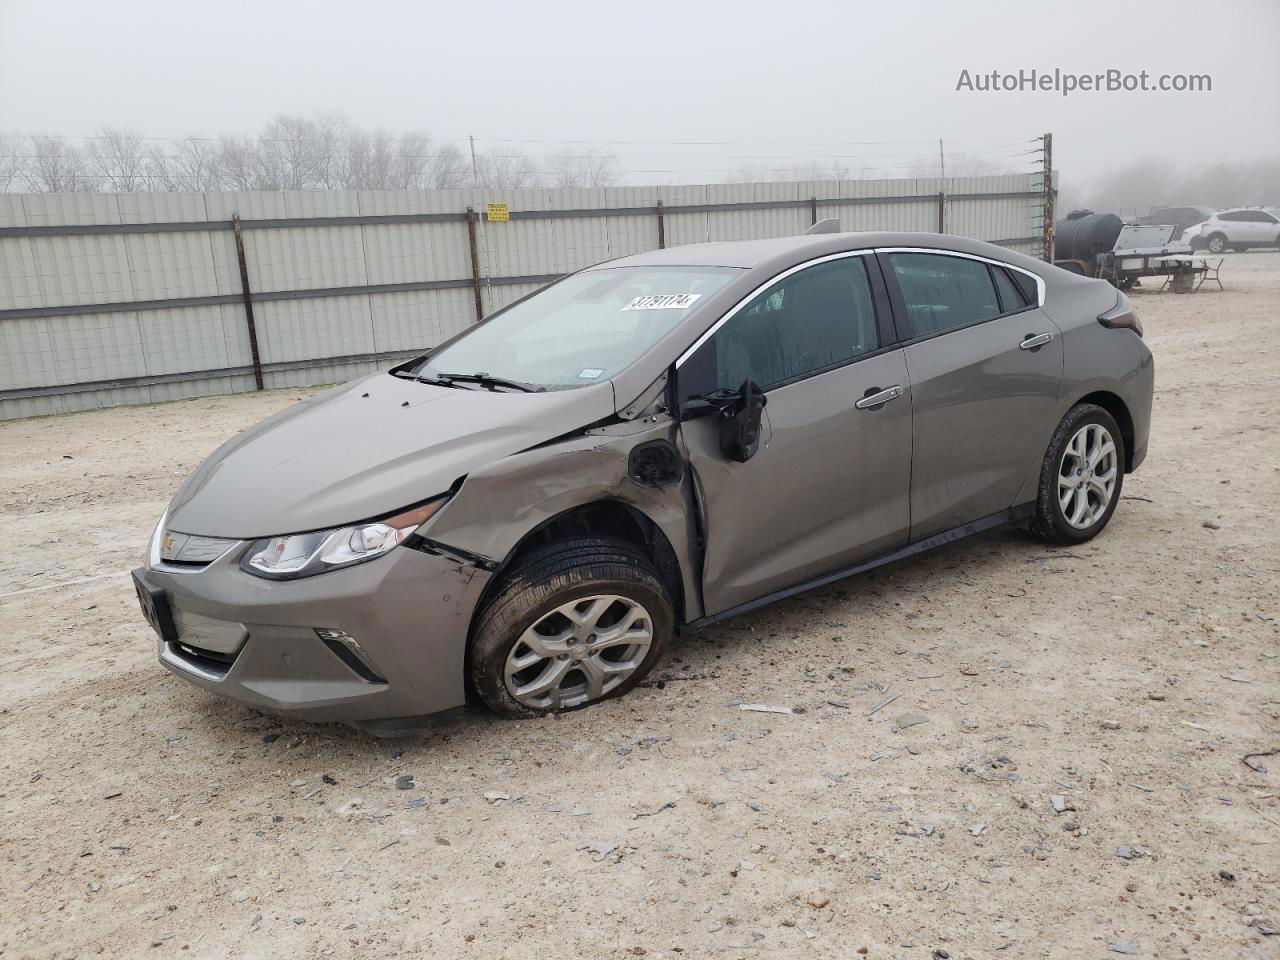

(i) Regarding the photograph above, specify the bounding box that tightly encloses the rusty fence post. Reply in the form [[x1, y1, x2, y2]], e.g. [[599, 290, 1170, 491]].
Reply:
[[465, 206, 485, 323], [1041, 132, 1055, 262], [231, 214, 264, 390], [656, 200, 665, 249], [937, 191, 946, 233], [810, 196, 818, 225]]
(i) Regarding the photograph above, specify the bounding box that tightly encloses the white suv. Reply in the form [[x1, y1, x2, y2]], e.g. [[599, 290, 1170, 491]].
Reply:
[[1183, 208, 1280, 253]]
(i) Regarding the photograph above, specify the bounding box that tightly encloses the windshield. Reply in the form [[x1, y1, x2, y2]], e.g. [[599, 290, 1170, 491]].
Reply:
[[416, 265, 742, 389]]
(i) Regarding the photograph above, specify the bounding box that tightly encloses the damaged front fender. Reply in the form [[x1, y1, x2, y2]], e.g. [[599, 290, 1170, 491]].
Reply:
[[419, 416, 705, 623]]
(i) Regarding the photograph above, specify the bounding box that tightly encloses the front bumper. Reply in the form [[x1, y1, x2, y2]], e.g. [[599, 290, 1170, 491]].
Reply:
[[136, 542, 491, 732]]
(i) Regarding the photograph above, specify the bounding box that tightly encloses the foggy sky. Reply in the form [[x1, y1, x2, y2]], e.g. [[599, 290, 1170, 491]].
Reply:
[[2, 0, 1277, 195]]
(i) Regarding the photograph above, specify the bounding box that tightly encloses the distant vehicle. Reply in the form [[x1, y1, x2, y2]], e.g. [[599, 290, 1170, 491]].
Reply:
[[1138, 206, 1216, 240], [1183, 208, 1280, 253], [1054, 212, 1199, 290], [133, 231, 1153, 731]]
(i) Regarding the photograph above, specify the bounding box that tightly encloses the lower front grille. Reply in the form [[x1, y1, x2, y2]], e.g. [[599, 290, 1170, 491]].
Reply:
[[165, 639, 240, 680]]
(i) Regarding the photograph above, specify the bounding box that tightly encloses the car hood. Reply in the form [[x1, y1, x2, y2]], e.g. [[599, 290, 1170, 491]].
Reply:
[[165, 373, 616, 538]]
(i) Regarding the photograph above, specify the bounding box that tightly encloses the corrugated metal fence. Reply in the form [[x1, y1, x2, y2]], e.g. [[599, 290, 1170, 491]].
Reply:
[[0, 174, 1044, 420]]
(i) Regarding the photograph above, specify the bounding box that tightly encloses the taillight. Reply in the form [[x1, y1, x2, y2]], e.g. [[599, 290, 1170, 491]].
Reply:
[[1099, 294, 1143, 337]]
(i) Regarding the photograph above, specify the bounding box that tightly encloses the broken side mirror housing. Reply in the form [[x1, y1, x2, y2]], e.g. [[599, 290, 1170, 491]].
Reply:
[[718, 378, 766, 463]]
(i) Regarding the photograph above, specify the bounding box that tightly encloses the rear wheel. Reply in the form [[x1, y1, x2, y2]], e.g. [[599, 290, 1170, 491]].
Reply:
[[469, 537, 673, 718], [1206, 233, 1227, 254], [1030, 404, 1125, 545]]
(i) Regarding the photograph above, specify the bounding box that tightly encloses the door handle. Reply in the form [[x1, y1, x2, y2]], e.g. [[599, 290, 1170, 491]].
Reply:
[[1019, 332, 1054, 350], [855, 385, 904, 410]]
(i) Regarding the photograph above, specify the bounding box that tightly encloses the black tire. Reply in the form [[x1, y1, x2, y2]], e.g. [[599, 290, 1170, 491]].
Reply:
[[468, 537, 673, 718], [1029, 404, 1126, 545], [1206, 233, 1227, 254]]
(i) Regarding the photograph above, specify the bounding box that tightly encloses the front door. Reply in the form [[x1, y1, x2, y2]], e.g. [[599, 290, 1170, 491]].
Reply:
[[879, 250, 1064, 540], [676, 253, 913, 616]]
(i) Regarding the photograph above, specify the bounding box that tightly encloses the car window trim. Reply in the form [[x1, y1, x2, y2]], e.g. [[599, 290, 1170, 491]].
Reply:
[[873, 246, 1046, 307]]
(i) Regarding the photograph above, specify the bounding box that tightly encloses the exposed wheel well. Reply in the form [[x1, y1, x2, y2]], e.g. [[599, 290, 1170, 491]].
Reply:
[[1076, 391, 1136, 471], [483, 500, 685, 623]]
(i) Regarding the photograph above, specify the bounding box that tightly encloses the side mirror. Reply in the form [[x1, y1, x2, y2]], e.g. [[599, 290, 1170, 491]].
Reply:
[[718, 378, 767, 463]]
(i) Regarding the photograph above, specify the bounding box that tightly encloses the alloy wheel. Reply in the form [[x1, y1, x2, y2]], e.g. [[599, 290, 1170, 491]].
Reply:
[[1057, 422, 1118, 529], [503, 595, 654, 710]]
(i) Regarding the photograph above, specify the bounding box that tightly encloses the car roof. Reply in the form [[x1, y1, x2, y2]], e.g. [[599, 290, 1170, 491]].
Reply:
[[591, 231, 1045, 272]]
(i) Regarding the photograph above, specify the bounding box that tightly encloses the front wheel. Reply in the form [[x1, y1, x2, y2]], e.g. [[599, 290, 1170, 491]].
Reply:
[[1030, 404, 1125, 545], [468, 537, 673, 718]]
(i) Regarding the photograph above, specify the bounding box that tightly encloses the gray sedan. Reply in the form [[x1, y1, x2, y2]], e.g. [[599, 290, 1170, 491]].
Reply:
[[133, 231, 1153, 732]]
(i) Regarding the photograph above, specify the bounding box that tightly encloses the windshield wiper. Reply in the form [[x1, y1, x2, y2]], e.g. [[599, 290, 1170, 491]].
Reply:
[[392, 370, 468, 388], [435, 372, 543, 393]]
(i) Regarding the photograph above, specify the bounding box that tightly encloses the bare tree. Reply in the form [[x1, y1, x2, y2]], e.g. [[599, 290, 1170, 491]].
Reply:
[[215, 136, 265, 191], [428, 144, 468, 189], [146, 137, 222, 192], [543, 150, 620, 188], [0, 135, 26, 192], [85, 127, 149, 191], [1073, 156, 1280, 216], [23, 137, 93, 192], [256, 115, 317, 190], [386, 131, 434, 190], [726, 160, 850, 183], [473, 150, 541, 189]]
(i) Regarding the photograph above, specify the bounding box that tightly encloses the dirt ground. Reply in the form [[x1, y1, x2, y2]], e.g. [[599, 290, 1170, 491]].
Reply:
[[1, 253, 1277, 960]]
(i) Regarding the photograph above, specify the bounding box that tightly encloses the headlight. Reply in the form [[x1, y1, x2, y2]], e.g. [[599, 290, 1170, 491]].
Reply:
[[241, 497, 448, 580]]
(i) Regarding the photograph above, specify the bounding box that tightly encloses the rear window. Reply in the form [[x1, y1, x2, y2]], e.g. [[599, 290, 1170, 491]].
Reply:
[[1010, 269, 1038, 305], [991, 266, 1030, 312], [888, 252, 1000, 336]]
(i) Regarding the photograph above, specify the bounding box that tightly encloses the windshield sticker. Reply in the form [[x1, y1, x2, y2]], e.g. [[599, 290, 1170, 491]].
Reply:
[[577, 368, 605, 380], [622, 293, 703, 311]]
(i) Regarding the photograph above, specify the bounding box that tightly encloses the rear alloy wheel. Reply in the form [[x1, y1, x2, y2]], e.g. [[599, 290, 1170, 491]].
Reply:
[[1206, 233, 1227, 254], [1030, 404, 1125, 544], [469, 537, 672, 717]]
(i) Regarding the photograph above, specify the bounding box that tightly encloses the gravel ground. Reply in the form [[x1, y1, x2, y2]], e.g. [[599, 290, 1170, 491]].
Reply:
[[1, 253, 1277, 960]]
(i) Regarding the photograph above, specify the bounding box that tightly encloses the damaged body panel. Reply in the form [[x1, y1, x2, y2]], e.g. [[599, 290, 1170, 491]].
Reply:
[[423, 414, 705, 623], [135, 230, 1153, 730], [166, 374, 616, 538]]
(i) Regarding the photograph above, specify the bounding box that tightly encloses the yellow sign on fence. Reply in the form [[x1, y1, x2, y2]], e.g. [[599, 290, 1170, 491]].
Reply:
[[486, 202, 510, 222]]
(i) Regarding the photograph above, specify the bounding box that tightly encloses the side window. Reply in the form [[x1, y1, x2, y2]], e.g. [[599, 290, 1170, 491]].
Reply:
[[991, 266, 1029, 313], [889, 252, 1001, 337], [1219, 211, 1244, 222], [709, 257, 879, 392], [1011, 269, 1039, 305]]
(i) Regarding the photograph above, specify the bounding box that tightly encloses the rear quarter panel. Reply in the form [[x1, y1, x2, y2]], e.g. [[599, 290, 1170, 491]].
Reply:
[[1015, 274, 1154, 503]]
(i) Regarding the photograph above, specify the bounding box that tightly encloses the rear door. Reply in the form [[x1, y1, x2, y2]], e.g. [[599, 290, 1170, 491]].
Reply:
[[1246, 210, 1280, 244], [676, 252, 912, 615], [1217, 211, 1249, 243], [879, 249, 1063, 540]]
